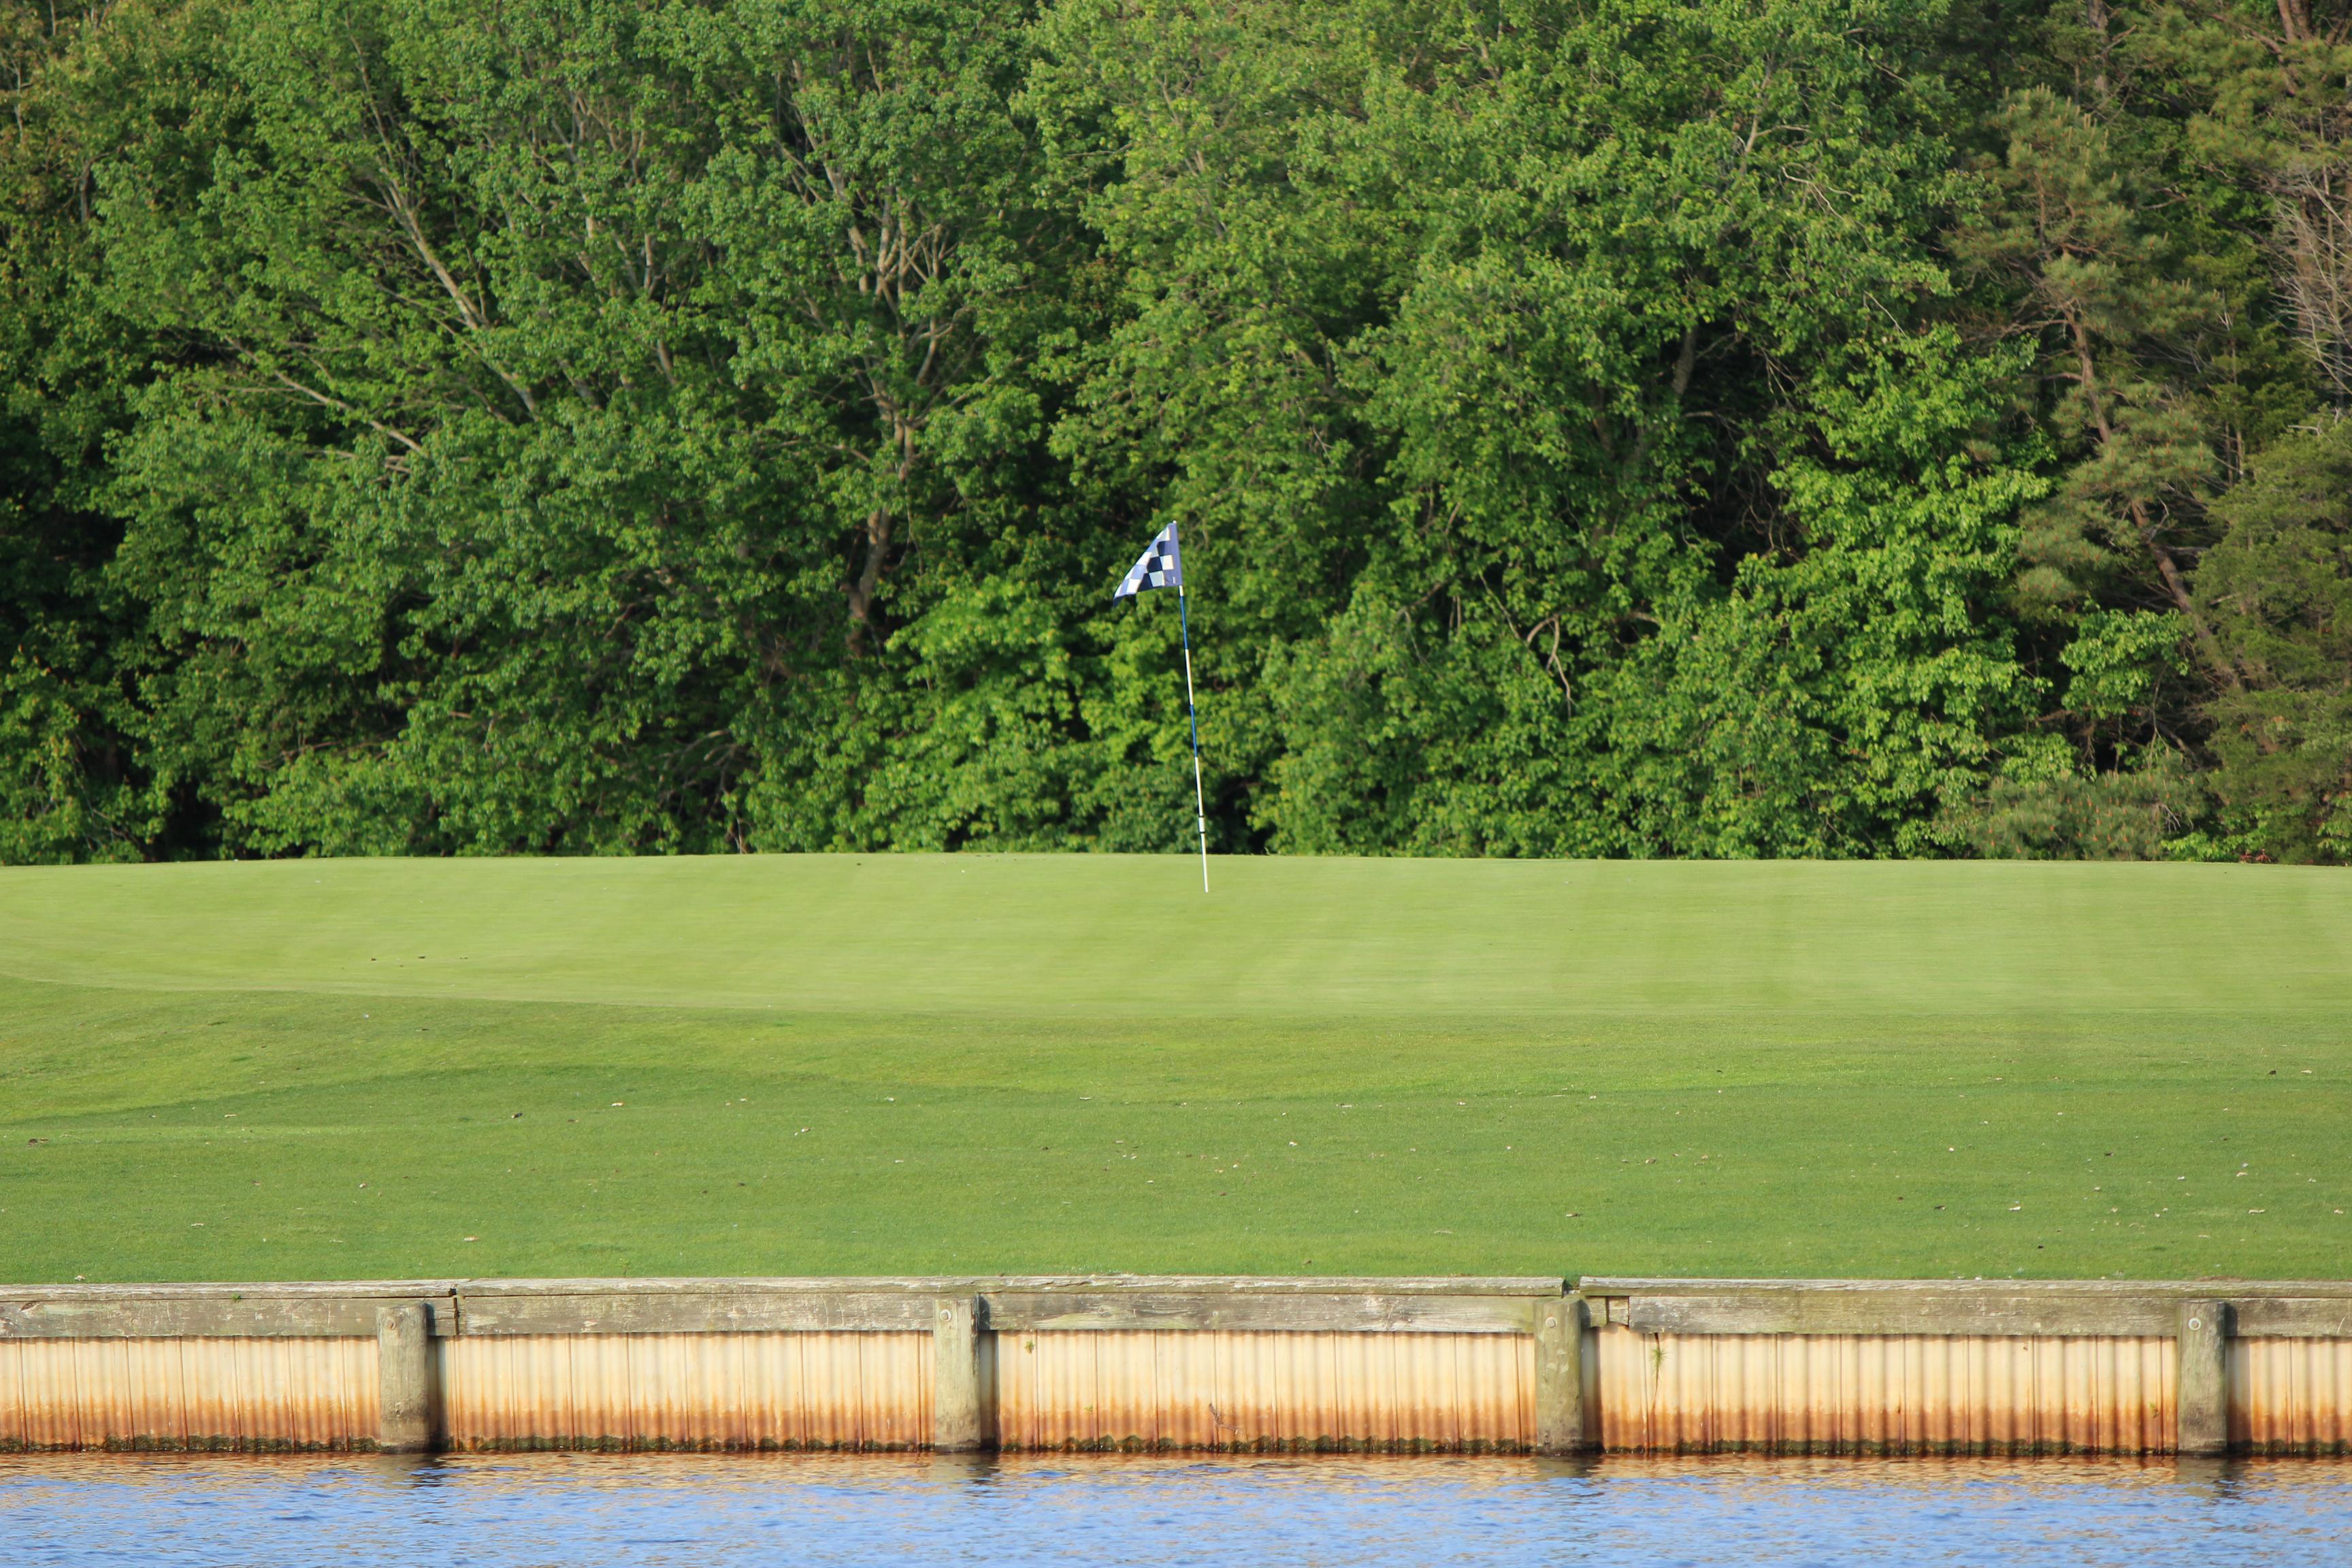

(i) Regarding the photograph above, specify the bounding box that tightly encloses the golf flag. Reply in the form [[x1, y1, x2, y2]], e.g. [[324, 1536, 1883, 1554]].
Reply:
[[1113, 523, 1183, 599], [1110, 522, 1210, 892]]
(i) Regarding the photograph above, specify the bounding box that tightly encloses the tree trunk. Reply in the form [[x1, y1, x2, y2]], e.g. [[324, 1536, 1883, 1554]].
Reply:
[[846, 506, 892, 655]]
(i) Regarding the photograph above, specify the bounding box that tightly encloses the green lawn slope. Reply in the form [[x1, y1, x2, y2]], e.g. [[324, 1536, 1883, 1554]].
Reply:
[[2, 855, 2348, 1284]]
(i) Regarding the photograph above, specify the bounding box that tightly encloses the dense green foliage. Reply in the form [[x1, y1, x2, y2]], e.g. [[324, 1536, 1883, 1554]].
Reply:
[[5, 0, 2351, 861], [5, 855, 2349, 1279]]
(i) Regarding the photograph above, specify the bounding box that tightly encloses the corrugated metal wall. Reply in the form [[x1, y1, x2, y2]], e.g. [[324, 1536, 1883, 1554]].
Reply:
[[5, 1298, 2349, 1456], [439, 1332, 931, 1451], [995, 1330, 1534, 1452], [1594, 1326, 2176, 1454], [2234, 1337, 2352, 1454], [0, 1337, 376, 1451]]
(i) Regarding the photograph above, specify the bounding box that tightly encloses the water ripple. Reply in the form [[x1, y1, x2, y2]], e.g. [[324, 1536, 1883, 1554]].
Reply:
[[3, 1452, 2348, 1566]]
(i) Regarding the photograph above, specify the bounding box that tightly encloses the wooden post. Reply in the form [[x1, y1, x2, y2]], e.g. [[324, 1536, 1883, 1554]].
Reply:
[[932, 1295, 985, 1452], [1534, 1292, 1587, 1454], [2178, 1298, 2229, 1457], [376, 1301, 434, 1453]]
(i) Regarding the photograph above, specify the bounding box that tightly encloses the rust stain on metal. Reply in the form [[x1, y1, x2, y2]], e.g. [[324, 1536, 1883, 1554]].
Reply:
[[0, 1337, 375, 1452], [6, 1284, 2349, 1457], [2232, 1337, 2352, 1454], [1593, 1326, 2176, 1454], [994, 1330, 1535, 1452], [438, 1331, 930, 1451]]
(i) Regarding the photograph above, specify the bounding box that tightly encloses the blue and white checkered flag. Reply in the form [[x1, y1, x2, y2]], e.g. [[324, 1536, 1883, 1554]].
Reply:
[[1113, 523, 1183, 600]]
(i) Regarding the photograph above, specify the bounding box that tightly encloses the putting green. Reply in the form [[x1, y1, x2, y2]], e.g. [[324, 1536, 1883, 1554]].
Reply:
[[1, 855, 2347, 1283]]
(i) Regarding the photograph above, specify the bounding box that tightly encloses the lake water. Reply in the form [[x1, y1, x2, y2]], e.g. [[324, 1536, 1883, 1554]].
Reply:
[[5, 1452, 2349, 1565]]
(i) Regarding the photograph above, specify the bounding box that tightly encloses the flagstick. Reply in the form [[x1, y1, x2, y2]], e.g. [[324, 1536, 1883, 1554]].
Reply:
[[1178, 585, 1209, 893]]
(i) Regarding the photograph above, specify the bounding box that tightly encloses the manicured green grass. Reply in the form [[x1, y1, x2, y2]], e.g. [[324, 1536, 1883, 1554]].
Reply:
[[2, 855, 2349, 1284]]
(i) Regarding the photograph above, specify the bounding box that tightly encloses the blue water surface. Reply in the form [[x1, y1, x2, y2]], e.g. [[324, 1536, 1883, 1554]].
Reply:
[[4, 1451, 2349, 1566]]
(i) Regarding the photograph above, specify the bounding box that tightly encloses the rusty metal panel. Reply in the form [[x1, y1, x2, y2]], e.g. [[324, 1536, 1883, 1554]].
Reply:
[[0, 1337, 375, 1451], [1593, 1325, 2174, 1454], [2232, 1336, 2352, 1454], [437, 1331, 930, 1450], [994, 1330, 1534, 1452]]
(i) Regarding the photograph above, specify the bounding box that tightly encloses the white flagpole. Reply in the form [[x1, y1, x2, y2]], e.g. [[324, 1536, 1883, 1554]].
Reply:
[[1178, 585, 1209, 893]]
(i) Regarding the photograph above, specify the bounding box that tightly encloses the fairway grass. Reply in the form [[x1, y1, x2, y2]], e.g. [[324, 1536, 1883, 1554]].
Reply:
[[1, 855, 2349, 1284]]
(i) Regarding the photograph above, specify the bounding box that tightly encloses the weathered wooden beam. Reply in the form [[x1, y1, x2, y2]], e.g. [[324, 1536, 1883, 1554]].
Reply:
[[1582, 1278, 2352, 1341], [968, 1275, 1564, 1298], [1622, 1292, 2179, 1339], [1533, 1294, 1586, 1454], [932, 1296, 985, 1452], [0, 1278, 1566, 1339], [982, 1292, 1541, 1335], [2, 1277, 2342, 1350], [0, 1279, 460, 1301], [0, 1292, 456, 1339], [2177, 1299, 2230, 1457], [1580, 1277, 2352, 1301], [453, 1291, 939, 1337], [2227, 1297, 2352, 1337], [376, 1302, 435, 1453]]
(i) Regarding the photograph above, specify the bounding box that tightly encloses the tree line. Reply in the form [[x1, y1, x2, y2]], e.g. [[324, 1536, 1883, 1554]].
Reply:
[[4, 0, 2349, 862]]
